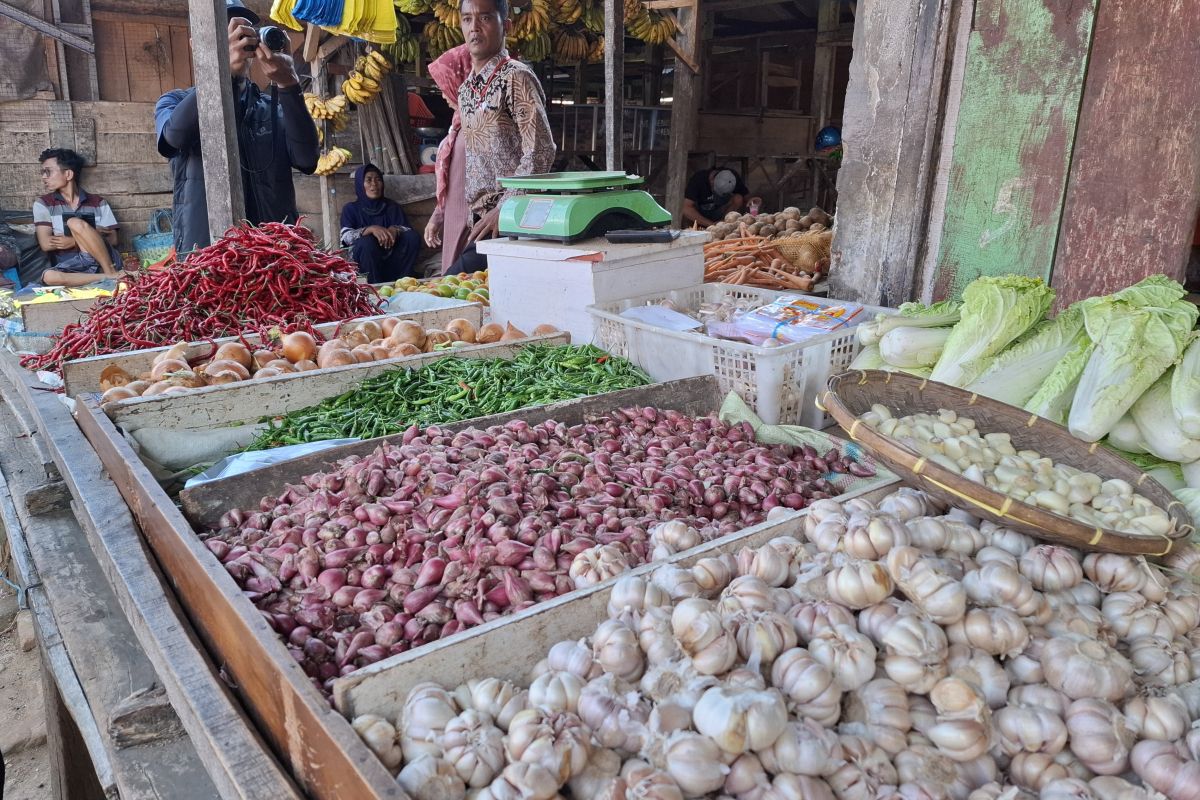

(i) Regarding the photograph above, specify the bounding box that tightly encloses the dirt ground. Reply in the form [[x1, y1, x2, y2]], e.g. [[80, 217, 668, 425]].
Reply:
[[1, 587, 50, 800]]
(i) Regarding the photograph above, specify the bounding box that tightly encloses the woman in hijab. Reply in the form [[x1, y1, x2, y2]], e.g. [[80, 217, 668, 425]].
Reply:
[[341, 163, 422, 282], [423, 44, 473, 275]]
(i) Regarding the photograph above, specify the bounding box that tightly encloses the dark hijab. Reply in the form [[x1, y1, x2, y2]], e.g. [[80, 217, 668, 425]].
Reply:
[[340, 163, 410, 231]]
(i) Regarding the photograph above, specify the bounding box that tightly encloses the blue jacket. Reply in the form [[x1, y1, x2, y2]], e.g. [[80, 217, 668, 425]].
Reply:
[[155, 79, 319, 255]]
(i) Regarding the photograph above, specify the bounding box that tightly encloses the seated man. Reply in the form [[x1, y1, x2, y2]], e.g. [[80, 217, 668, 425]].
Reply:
[[33, 148, 123, 286], [682, 167, 749, 228]]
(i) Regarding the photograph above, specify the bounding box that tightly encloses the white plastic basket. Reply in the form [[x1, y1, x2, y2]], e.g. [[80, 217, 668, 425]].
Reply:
[[588, 284, 892, 428]]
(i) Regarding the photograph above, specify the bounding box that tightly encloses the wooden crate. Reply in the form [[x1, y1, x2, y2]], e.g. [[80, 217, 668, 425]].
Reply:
[[61, 302, 483, 397], [20, 294, 102, 334], [101, 332, 571, 436], [78, 375, 817, 799], [333, 480, 899, 720]]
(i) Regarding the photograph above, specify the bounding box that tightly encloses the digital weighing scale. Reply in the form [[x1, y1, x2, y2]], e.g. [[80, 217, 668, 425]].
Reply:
[[496, 171, 672, 244]]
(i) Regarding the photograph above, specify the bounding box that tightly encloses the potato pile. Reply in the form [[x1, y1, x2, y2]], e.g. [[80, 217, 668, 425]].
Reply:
[[706, 206, 833, 242]]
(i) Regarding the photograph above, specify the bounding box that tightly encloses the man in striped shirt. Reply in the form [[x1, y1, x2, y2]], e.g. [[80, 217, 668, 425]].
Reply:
[[33, 148, 123, 286]]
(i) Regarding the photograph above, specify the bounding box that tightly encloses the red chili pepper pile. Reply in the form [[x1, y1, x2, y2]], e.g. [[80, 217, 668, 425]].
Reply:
[[22, 222, 382, 373]]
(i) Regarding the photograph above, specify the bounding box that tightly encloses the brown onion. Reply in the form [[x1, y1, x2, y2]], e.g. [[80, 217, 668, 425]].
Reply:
[[150, 358, 190, 381], [214, 341, 253, 368], [476, 322, 503, 343], [281, 332, 317, 363], [446, 318, 477, 343]]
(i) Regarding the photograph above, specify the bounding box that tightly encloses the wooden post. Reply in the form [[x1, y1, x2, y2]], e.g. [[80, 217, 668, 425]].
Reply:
[[928, 0, 1096, 300], [646, 44, 663, 105], [827, 0, 962, 306], [189, 0, 246, 240], [603, 0, 625, 171], [1050, 0, 1200, 308], [309, 42, 338, 248], [665, 1, 701, 226], [810, 0, 839, 123]]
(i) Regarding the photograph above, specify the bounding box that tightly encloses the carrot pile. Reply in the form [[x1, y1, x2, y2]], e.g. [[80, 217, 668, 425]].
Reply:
[[702, 236, 817, 291], [21, 222, 383, 374]]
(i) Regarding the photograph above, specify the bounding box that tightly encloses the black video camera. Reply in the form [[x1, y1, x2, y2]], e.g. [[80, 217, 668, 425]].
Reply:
[[242, 24, 290, 53]]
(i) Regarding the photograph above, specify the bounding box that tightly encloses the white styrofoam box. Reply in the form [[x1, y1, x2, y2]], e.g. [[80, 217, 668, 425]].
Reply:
[[588, 284, 893, 428], [477, 232, 706, 344]]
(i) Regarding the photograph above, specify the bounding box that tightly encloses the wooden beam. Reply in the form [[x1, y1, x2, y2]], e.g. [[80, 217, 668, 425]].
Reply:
[[665, 4, 702, 225], [316, 33, 350, 62], [706, 0, 801, 11], [643, 0, 692, 8], [0, 0, 94, 53], [827, 0, 963, 306], [929, 0, 1096, 300], [190, 0, 246, 239], [603, 0, 625, 170], [1050, 0, 1200, 308], [809, 0, 839, 125], [302, 22, 321, 63]]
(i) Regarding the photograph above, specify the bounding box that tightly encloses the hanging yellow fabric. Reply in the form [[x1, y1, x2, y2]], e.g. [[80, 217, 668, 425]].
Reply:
[[269, 0, 304, 31]]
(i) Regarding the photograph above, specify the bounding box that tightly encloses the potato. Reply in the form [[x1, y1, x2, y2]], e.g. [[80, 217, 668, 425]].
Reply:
[[724, 211, 741, 223], [748, 223, 762, 236], [785, 220, 802, 232], [809, 207, 833, 227], [783, 206, 801, 216], [759, 225, 777, 237]]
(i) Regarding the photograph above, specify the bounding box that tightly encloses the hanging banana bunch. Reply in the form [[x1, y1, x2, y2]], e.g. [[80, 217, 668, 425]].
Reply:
[[587, 34, 604, 63], [423, 19, 465, 57], [552, 28, 589, 64], [432, 0, 461, 29], [304, 93, 351, 131], [549, 0, 583, 25], [382, 35, 420, 64], [622, 0, 642, 24], [315, 147, 353, 176], [581, 3, 603, 33], [627, 6, 675, 44], [394, 0, 431, 14], [511, 0, 550, 41], [343, 51, 393, 105], [515, 31, 551, 62]]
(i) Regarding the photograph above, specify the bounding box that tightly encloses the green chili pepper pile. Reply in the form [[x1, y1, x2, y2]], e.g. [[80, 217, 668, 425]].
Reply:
[[246, 344, 651, 450]]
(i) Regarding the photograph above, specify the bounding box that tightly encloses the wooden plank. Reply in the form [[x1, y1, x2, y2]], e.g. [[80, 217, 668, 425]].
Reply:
[[335, 479, 898, 718], [72, 101, 160, 133], [0, 0, 95, 53], [93, 19, 130, 101], [94, 131, 158, 163], [181, 375, 724, 530], [929, 0, 1096, 300], [603, 0, 624, 170], [827, 0, 962, 306], [0, 130, 52, 162], [664, 4, 701, 225], [121, 23, 166, 102], [809, 0, 839, 124], [20, 295, 100, 334], [169, 24, 193, 89], [61, 302, 484, 396], [1050, 0, 1200, 309], [104, 333, 569, 433], [74, 402, 406, 800]]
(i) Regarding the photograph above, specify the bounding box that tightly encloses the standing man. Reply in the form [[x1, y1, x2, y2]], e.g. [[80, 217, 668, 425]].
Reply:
[[33, 148, 124, 286], [449, 0, 555, 272], [682, 167, 749, 228], [154, 0, 319, 256]]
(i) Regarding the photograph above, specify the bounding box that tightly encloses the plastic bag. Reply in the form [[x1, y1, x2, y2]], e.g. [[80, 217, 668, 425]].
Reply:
[[184, 438, 360, 488], [705, 295, 868, 346]]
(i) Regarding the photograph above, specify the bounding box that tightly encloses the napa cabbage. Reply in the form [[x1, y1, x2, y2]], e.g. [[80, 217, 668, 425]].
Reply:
[[1171, 335, 1200, 438], [856, 300, 961, 346], [879, 326, 953, 369], [1023, 335, 1094, 426], [964, 304, 1086, 407]]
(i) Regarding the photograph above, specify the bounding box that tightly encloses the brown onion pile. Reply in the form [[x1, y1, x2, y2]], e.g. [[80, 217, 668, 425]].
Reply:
[[201, 408, 874, 695]]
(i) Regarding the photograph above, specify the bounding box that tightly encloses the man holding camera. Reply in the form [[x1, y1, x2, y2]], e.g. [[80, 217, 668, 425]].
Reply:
[[154, 0, 319, 255]]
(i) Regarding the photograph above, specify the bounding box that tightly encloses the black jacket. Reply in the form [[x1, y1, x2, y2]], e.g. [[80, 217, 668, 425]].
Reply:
[[154, 79, 319, 254]]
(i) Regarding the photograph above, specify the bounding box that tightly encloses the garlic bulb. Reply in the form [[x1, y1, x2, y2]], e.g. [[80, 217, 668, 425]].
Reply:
[[649, 520, 702, 559], [1100, 593, 1175, 642], [1064, 698, 1135, 776], [475, 761, 560, 800], [651, 565, 703, 601], [908, 695, 937, 737], [842, 678, 911, 755], [650, 731, 729, 797], [593, 619, 646, 682], [788, 599, 857, 643], [882, 614, 949, 694], [825, 734, 899, 798], [843, 513, 911, 560], [504, 708, 591, 783], [940, 517, 988, 556], [1045, 603, 1117, 648], [1087, 775, 1164, 800], [1007, 752, 1069, 792], [826, 556, 894, 609], [878, 487, 935, 521], [671, 598, 738, 676], [993, 704, 1068, 756], [736, 545, 791, 587], [401, 682, 459, 760], [1066, 581, 1102, 608], [770, 647, 843, 726], [887, 545, 967, 624], [692, 685, 787, 754], [621, 760, 683, 800], [906, 517, 954, 552], [397, 755, 467, 800], [1038, 778, 1096, 800], [1006, 634, 1047, 686], [975, 546, 1020, 569], [722, 666, 767, 690], [758, 773, 837, 800], [1130, 740, 1200, 800], [639, 606, 685, 666], [1126, 635, 1194, 687], [1053, 744, 1097, 783], [1007, 685, 1069, 718], [570, 543, 632, 588], [577, 673, 650, 753], [945, 607, 1029, 658], [949, 644, 1011, 709], [639, 658, 713, 712], [758, 717, 843, 776], [807, 514, 849, 554], [892, 744, 966, 794], [691, 555, 736, 598], [982, 521, 1035, 557], [805, 498, 850, 533], [731, 610, 797, 667], [1161, 590, 1200, 637], [966, 784, 1035, 800], [1122, 694, 1190, 742], [856, 598, 914, 645], [1019, 545, 1084, 592], [459, 678, 528, 732], [1081, 554, 1146, 595], [723, 752, 769, 797], [808, 623, 878, 691], [546, 640, 601, 682], [566, 747, 622, 800], [963, 563, 1041, 618], [790, 551, 835, 602], [608, 575, 671, 623], [927, 682, 991, 761], [1040, 635, 1134, 702], [351, 714, 402, 772], [528, 670, 585, 714], [440, 708, 506, 787], [717, 575, 776, 615]]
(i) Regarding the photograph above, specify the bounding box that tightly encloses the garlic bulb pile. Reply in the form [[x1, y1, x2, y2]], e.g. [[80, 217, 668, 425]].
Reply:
[[859, 406, 1173, 537], [351, 487, 1200, 800]]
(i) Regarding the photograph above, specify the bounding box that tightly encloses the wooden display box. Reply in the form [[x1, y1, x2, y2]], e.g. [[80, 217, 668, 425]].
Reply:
[[20, 294, 102, 335], [62, 302, 483, 397]]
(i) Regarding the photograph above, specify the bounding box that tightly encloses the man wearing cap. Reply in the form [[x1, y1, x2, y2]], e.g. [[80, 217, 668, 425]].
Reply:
[[682, 167, 749, 228], [154, 1, 319, 255]]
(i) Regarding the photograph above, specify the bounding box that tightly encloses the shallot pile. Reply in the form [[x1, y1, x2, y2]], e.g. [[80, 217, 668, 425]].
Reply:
[[202, 407, 872, 694], [351, 487, 1200, 800]]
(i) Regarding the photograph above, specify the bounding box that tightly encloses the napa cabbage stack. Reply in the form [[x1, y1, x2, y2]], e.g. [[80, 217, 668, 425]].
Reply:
[[964, 304, 1087, 407]]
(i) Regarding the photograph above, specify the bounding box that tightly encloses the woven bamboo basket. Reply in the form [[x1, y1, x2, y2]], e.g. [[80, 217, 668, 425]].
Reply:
[[818, 370, 1194, 556]]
